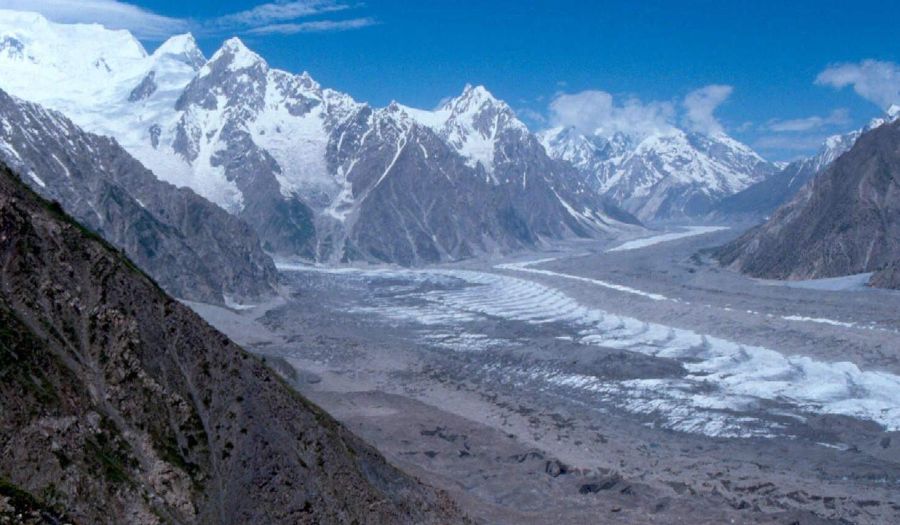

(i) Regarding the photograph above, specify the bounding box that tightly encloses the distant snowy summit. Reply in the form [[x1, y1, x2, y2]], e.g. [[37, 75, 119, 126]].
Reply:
[[541, 103, 900, 225], [539, 123, 775, 223], [0, 10, 640, 266]]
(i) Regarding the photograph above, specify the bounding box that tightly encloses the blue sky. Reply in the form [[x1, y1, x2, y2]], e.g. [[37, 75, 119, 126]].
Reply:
[[6, 0, 900, 160]]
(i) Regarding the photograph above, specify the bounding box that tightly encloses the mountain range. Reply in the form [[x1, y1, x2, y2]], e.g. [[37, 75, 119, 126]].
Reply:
[[539, 124, 776, 222], [5, 8, 896, 290], [0, 11, 641, 267]]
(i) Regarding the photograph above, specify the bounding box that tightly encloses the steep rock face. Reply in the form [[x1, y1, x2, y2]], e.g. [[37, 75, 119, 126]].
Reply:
[[0, 89, 277, 304], [322, 106, 517, 265], [540, 125, 775, 223], [0, 14, 641, 266], [716, 119, 900, 289], [0, 162, 467, 524], [169, 38, 340, 257], [311, 90, 640, 265]]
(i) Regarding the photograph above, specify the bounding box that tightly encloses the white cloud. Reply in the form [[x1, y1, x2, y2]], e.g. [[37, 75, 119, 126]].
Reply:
[[212, 1, 349, 29], [548, 90, 675, 139], [246, 17, 376, 35], [0, 0, 188, 39], [766, 108, 850, 132], [549, 85, 738, 139], [516, 107, 547, 126], [753, 133, 833, 153], [682, 84, 732, 135], [0, 0, 374, 40], [816, 60, 900, 109]]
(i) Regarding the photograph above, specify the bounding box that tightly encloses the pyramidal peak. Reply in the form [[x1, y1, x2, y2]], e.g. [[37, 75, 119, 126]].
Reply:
[[445, 83, 506, 112], [381, 100, 410, 120], [155, 33, 199, 55], [208, 37, 266, 72], [221, 36, 251, 53], [152, 33, 205, 69], [887, 103, 900, 121], [461, 83, 493, 99]]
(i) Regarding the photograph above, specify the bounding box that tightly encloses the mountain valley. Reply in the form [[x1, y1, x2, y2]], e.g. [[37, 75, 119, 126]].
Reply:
[[0, 5, 898, 525]]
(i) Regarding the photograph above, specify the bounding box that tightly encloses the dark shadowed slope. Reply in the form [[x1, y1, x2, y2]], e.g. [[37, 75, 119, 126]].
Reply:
[[707, 159, 823, 223], [707, 114, 899, 224], [0, 89, 277, 305], [0, 162, 467, 524], [717, 119, 900, 289]]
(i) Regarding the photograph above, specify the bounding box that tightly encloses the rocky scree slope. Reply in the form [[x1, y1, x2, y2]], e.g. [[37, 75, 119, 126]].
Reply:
[[716, 119, 900, 289], [0, 88, 277, 305], [0, 162, 467, 524]]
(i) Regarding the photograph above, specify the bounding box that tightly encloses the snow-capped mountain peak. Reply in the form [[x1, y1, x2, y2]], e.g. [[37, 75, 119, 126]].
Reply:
[[867, 104, 900, 130], [888, 104, 900, 120], [440, 83, 526, 133], [443, 84, 503, 112], [458, 83, 491, 99], [152, 33, 205, 70], [541, 122, 774, 222], [0, 9, 148, 68], [0, 12, 641, 266], [0, 9, 158, 141], [539, 126, 598, 165], [398, 84, 528, 173], [711, 104, 900, 222], [813, 105, 900, 171], [176, 38, 273, 116], [206, 37, 267, 74]]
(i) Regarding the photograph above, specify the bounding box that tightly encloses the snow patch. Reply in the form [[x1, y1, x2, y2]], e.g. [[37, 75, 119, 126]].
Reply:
[[780, 316, 856, 329], [607, 226, 729, 252], [27, 170, 46, 188], [497, 258, 670, 302]]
